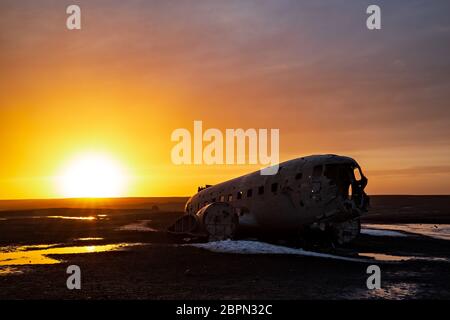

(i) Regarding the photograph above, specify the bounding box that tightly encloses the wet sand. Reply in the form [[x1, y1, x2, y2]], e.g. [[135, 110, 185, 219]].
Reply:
[[0, 196, 449, 299]]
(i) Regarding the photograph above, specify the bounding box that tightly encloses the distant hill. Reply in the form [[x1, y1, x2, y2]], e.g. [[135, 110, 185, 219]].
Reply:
[[362, 195, 450, 223], [1, 196, 449, 223], [0, 197, 189, 212]]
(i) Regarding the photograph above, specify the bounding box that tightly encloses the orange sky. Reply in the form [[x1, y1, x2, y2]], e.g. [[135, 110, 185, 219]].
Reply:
[[1, 0, 450, 199]]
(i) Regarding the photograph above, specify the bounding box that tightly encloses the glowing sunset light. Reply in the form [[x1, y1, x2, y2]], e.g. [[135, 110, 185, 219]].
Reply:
[[0, 1, 449, 198], [57, 153, 127, 198]]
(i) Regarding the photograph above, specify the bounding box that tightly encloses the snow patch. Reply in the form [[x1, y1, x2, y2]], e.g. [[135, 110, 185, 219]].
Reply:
[[118, 220, 157, 232], [188, 240, 369, 263]]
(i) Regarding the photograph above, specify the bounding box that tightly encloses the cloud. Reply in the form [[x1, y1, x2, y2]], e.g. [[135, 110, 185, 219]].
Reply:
[[1, 0, 450, 195], [367, 166, 450, 177]]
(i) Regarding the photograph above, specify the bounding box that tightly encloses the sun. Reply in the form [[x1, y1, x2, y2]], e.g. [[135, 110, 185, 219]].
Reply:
[[58, 153, 127, 198]]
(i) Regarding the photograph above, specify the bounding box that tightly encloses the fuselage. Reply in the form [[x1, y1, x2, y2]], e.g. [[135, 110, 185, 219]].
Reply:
[[185, 154, 369, 233]]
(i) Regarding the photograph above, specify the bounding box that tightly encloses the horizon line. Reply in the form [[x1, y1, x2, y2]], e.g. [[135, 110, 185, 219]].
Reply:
[[1, 194, 450, 201]]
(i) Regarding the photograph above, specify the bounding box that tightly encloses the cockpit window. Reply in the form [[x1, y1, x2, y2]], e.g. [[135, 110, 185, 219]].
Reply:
[[353, 167, 362, 181], [323, 163, 353, 198]]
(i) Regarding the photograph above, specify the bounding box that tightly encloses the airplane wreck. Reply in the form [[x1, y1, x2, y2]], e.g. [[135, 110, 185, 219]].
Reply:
[[168, 154, 369, 245]]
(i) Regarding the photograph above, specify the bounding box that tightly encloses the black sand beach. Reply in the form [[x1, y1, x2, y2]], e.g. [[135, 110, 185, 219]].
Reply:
[[1, 196, 449, 299]]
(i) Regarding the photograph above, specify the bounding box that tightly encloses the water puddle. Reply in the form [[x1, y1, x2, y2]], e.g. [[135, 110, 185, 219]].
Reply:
[[359, 252, 449, 263], [0, 243, 141, 267], [75, 237, 104, 241], [0, 215, 108, 221], [362, 224, 450, 241], [0, 266, 24, 276], [369, 283, 420, 299], [360, 229, 408, 237], [348, 283, 421, 299], [46, 216, 96, 220], [359, 253, 414, 262]]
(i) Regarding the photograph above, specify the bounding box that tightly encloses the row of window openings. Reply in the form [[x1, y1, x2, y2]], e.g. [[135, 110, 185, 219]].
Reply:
[[193, 172, 303, 211], [214, 184, 273, 203], [211, 172, 303, 203]]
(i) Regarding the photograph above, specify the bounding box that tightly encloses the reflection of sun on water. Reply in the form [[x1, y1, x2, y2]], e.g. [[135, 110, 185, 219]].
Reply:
[[57, 153, 127, 198], [0, 244, 139, 266], [48, 215, 96, 220]]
